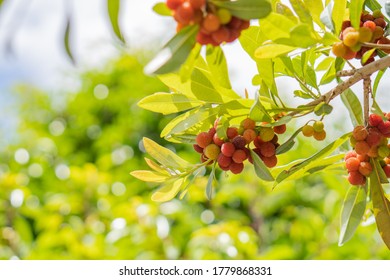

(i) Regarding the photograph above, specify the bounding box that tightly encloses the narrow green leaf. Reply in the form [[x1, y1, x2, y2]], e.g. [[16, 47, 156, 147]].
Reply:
[[319, 59, 336, 85], [179, 44, 202, 82], [373, 69, 386, 96], [294, 90, 312, 99], [303, 0, 324, 27], [107, 0, 124, 43], [144, 158, 170, 175], [210, 0, 272, 20], [370, 159, 390, 249], [206, 46, 231, 89], [143, 137, 192, 170], [338, 185, 367, 246], [387, 1, 390, 17], [332, 0, 347, 34], [365, 0, 382, 11], [153, 2, 172, 16], [151, 177, 186, 202], [290, 0, 313, 27], [340, 89, 364, 126], [64, 16, 75, 64], [130, 170, 170, 182], [349, 0, 365, 29], [206, 165, 216, 200], [362, 48, 376, 64], [255, 44, 296, 59], [138, 92, 204, 114], [249, 95, 273, 122], [250, 150, 274, 181], [275, 3, 298, 23], [276, 127, 303, 155], [274, 133, 350, 186], [145, 25, 198, 75]]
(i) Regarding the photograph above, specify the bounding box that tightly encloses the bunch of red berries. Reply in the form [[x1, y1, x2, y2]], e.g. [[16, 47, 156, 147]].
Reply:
[[193, 117, 287, 174], [332, 10, 390, 64], [345, 113, 390, 185], [166, 0, 250, 46]]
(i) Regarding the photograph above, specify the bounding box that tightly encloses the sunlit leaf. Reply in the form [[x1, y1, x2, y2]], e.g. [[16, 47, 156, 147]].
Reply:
[[340, 89, 363, 126], [303, 0, 324, 27], [206, 46, 231, 89], [373, 69, 386, 96], [365, 0, 382, 11], [370, 159, 390, 249], [349, 0, 365, 29], [143, 137, 193, 170], [249, 95, 273, 122], [255, 44, 296, 59], [153, 2, 172, 16], [276, 127, 303, 155], [250, 150, 274, 181], [361, 48, 376, 65], [144, 158, 170, 175], [290, 0, 313, 28], [151, 177, 186, 202], [145, 25, 198, 75], [210, 0, 272, 20], [338, 185, 367, 246], [206, 165, 216, 200], [138, 92, 204, 114], [275, 3, 298, 23], [332, 0, 347, 34], [107, 0, 125, 43], [130, 170, 170, 182]]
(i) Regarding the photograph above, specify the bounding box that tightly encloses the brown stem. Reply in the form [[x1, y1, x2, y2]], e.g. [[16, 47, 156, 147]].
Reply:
[[302, 55, 390, 109], [363, 77, 371, 126], [361, 42, 390, 50]]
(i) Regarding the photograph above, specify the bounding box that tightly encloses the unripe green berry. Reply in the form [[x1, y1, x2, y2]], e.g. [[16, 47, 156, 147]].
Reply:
[[313, 121, 324, 132]]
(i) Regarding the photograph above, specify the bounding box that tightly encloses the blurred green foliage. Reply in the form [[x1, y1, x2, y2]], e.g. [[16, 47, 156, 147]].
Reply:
[[0, 54, 389, 260]]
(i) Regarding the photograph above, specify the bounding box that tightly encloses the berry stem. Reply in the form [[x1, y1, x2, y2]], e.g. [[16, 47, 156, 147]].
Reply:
[[361, 42, 390, 50]]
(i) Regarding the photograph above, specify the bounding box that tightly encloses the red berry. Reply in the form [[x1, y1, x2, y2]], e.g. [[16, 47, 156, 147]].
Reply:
[[174, 2, 194, 24], [241, 118, 256, 130], [383, 165, 390, 178], [261, 155, 277, 168], [378, 121, 390, 136], [227, 127, 238, 139], [196, 132, 212, 148], [193, 144, 203, 154], [243, 129, 257, 144], [355, 141, 370, 155], [229, 162, 244, 174], [345, 157, 361, 171], [232, 135, 246, 149], [359, 161, 373, 176], [366, 127, 382, 147], [259, 142, 276, 157], [217, 153, 232, 168], [211, 26, 230, 44], [363, 20, 376, 32], [232, 149, 247, 163], [348, 171, 366, 185], [228, 17, 242, 29], [189, 0, 205, 9], [166, 0, 184, 10], [369, 114, 384, 127], [221, 142, 235, 157], [273, 124, 287, 134], [213, 133, 225, 146], [344, 150, 357, 160], [196, 31, 213, 45]]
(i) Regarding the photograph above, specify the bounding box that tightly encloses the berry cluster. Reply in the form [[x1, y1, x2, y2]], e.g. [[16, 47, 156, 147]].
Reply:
[[345, 113, 390, 185], [332, 10, 390, 64], [193, 118, 287, 174], [301, 121, 327, 141], [166, 0, 250, 46]]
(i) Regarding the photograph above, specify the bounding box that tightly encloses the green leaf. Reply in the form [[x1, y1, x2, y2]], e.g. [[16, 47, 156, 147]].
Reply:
[[349, 0, 365, 29], [314, 102, 333, 116], [361, 48, 376, 64], [370, 159, 390, 249], [332, 0, 347, 34], [373, 69, 386, 96], [303, 0, 324, 27], [249, 95, 273, 122], [365, 0, 382, 11], [143, 137, 192, 170], [289, 0, 313, 28], [206, 46, 231, 89], [387, 1, 390, 17], [206, 165, 216, 200], [239, 26, 267, 60], [260, 12, 296, 41], [250, 150, 274, 181], [275, 3, 298, 23], [144, 158, 170, 175], [340, 89, 363, 126], [338, 185, 367, 246], [276, 127, 303, 155], [179, 44, 202, 82], [64, 16, 75, 64], [151, 177, 186, 202], [294, 90, 312, 99], [210, 0, 272, 20], [138, 92, 204, 114], [153, 2, 172, 16], [145, 25, 198, 75], [274, 133, 350, 186], [255, 44, 296, 59], [130, 170, 170, 183], [107, 0, 125, 43]]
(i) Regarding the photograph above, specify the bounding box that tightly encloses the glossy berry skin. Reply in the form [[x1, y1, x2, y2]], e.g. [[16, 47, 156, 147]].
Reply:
[[193, 144, 203, 154], [359, 162, 373, 176], [369, 114, 383, 127], [243, 129, 257, 144], [229, 162, 244, 174], [348, 171, 366, 185], [212, 27, 230, 44], [174, 2, 194, 24], [353, 125, 368, 141], [261, 155, 277, 168], [344, 150, 357, 160], [217, 8, 232, 24], [332, 42, 347, 57], [259, 127, 275, 142], [221, 142, 235, 157], [202, 14, 221, 33], [363, 20, 376, 32], [196, 132, 212, 148], [313, 121, 324, 132], [227, 127, 239, 139]]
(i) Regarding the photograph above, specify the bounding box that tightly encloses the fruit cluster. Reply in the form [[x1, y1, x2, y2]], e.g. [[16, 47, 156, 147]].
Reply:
[[166, 0, 250, 46], [345, 113, 390, 185], [193, 118, 287, 174], [301, 121, 327, 141], [332, 10, 390, 64]]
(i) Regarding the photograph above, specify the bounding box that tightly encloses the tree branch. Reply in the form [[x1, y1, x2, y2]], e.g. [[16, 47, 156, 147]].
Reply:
[[305, 55, 390, 108]]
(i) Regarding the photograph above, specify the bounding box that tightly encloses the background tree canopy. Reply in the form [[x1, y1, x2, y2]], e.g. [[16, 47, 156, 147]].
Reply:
[[0, 54, 389, 259]]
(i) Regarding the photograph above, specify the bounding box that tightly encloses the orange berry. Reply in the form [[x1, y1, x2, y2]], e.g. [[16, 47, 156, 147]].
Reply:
[[243, 129, 257, 144], [313, 130, 326, 141], [259, 142, 276, 157], [174, 2, 194, 24], [274, 124, 287, 134], [344, 150, 357, 160], [227, 127, 238, 139], [166, 0, 184, 10], [302, 125, 314, 137], [232, 149, 247, 163], [353, 125, 368, 141], [196, 132, 212, 148], [261, 155, 278, 168], [363, 20, 376, 32], [217, 153, 232, 168], [189, 0, 205, 9], [342, 47, 357, 60], [348, 171, 366, 185], [346, 157, 361, 172], [355, 141, 370, 155], [332, 42, 347, 57], [241, 118, 256, 130], [202, 13, 221, 33], [343, 31, 360, 47]]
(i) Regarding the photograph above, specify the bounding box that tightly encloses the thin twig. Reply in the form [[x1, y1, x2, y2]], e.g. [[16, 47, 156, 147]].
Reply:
[[361, 42, 390, 50], [363, 77, 371, 126]]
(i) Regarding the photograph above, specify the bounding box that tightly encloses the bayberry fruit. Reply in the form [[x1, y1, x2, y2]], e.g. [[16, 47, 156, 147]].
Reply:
[[196, 132, 212, 148]]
